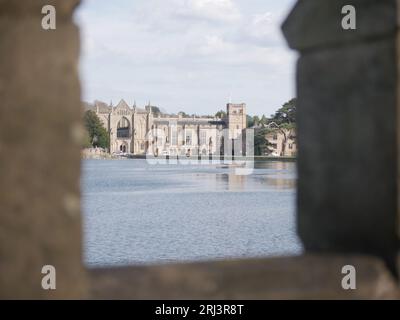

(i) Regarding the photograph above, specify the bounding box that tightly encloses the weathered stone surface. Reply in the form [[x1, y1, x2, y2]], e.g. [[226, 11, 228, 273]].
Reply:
[[0, 0, 398, 300], [89, 255, 399, 299], [0, 0, 87, 298], [295, 36, 399, 273], [0, 0, 80, 18], [282, 0, 397, 52], [282, 0, 400, 275]]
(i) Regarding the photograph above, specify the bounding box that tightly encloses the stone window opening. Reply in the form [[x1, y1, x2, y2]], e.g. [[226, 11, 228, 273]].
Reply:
[[117, 117, 130, 139], [1, 0, 399, 299]]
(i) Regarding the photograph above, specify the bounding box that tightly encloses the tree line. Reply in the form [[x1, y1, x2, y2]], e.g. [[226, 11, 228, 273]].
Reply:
[[246, 98, 296, 128]]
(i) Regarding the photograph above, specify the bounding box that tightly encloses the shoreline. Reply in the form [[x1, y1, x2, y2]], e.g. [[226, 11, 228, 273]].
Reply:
[[82, 153, 297, 162]]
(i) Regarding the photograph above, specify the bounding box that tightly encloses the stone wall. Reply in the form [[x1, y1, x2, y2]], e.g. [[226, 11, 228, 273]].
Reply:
[[0, 0, 399, 299], [282, 0, 399, 274], [0, 0, 87, 298]]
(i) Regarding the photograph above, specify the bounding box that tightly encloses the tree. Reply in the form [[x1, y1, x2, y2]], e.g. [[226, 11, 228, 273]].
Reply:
[[254, 129, 268, 155], [178, 111, 189, 117], [252, 98, 297, 155], [215, 110, 226, 119], [83, 110, 110, 150], [264, 123, 296, 156], [253, 116, 260, 126], [270, 98, 297, 125], [82, 129, 92, 149], [246, 115, 254, 127], [150, 106, 161, 114], [260, 114, 268, 124]]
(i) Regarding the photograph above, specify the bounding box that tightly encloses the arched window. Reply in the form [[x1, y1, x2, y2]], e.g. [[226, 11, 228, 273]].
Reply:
[[117, 117, 130, 138]]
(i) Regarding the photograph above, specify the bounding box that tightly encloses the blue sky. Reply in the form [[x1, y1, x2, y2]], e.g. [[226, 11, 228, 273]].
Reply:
[[75, 0, 297, 116]]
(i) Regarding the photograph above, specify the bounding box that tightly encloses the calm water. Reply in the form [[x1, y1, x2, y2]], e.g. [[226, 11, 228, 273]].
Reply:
[[81, 159, 302, 267]]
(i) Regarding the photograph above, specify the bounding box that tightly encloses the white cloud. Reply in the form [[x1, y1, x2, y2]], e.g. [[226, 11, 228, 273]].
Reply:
[[175, 0, 242, 23], [253, 12, 272, 25], [197, 35, 234, 55], [76, 0, 297, 116]]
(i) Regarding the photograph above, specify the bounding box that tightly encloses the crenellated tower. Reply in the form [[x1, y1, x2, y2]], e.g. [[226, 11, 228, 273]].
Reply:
[[226, 103, 247, 139]]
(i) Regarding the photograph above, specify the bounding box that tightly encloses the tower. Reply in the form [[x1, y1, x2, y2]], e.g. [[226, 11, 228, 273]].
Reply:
[[226, 103, 247, 139]]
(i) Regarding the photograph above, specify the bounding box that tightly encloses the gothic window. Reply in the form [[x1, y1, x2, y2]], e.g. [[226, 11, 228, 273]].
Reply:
[[117, 117, 130, 138], [220, 136, 224, 156], [118, 117, 129, 128], [200, 130, 206, 145], [186, 130, 192, 145], [208, 137, 213, 154], [171, 128, 177, 146]]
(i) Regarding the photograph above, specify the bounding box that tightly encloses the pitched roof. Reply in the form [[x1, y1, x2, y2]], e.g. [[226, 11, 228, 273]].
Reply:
[[94, 100, 112, 113], [115, 99, 131, 110]]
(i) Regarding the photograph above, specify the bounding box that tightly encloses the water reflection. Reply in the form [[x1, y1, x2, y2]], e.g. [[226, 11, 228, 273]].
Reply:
[[81, 159, 301, 267], [198, 161, 296, 192]]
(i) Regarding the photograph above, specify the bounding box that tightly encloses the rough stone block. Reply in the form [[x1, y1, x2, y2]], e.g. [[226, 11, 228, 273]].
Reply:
[[0, 0, 81, 18], [296, 37, 399, 271], [282, 0, 397, 52], [0, 0, 87, 298], [88, 255, 400, 299]]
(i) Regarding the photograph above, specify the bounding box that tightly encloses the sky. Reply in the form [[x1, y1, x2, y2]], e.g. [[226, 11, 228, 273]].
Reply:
[[75, 0, 297, 117]]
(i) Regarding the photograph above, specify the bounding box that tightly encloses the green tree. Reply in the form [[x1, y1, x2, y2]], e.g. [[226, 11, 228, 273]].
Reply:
[[215, 110, 227, 119], [82, 129, 92, 149], [83, 110, 110, 150], [270, 98, 297, 125], [178, 111, 189, 117], [254, 128, 270, 156], [246, 115, 254, 127], [260, 115, 267, 125], [252, 116, 260, 126], [151, 106, 161, 114]]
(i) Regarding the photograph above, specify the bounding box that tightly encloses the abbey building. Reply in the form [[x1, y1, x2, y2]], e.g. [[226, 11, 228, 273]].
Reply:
[[84, 100, 247, 156]]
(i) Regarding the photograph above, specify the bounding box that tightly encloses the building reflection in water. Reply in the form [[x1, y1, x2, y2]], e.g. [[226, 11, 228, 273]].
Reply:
[[213, 161, 296, 191]]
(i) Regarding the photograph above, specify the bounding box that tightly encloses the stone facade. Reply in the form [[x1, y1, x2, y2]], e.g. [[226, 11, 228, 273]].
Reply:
[[85, 100, 247, 156], [265, 128, 297, 157]]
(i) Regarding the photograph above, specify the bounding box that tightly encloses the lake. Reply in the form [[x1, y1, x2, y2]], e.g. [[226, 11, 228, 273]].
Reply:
[[81, 159, 302, 267]]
